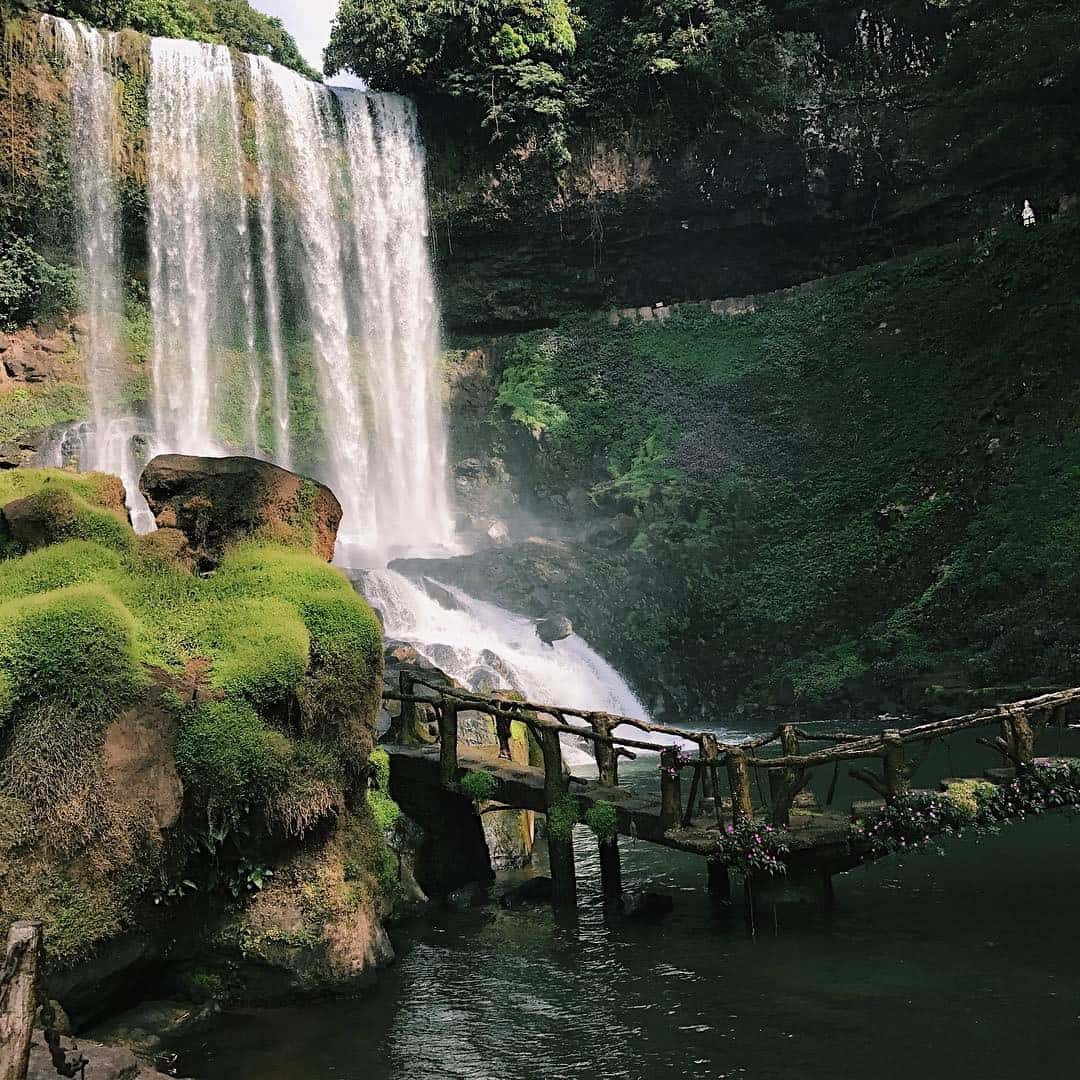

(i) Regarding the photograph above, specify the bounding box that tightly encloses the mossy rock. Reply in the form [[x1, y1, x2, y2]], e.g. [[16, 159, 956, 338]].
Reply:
[[139, 454, 342, 570]]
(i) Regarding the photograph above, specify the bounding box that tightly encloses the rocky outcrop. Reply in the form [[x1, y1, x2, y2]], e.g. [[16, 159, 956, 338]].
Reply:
[[139, 454, 342, 569], [0, 320, 83, 385], [214, 823, 396, 1000], [26, 1031, 172, 1080]]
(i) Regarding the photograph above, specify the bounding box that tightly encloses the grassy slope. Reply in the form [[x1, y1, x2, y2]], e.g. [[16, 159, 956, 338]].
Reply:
[[490, 215, 1080, 712]]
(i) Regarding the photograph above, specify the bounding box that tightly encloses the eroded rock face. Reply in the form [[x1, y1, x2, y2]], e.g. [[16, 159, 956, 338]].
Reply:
[[139, 454, 342, 569], [26, 1031, 171, 1080]]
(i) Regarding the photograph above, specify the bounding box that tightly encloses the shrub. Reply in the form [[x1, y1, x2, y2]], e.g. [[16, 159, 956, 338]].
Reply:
[[715, 819, 789, 877], [0, 236, 79, 329]]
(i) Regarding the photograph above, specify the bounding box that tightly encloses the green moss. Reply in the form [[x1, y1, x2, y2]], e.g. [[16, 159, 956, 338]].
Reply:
[[199, 597, 310, 710], [546, 793, 580, 841], [458, 769, 498, 802], [174, 699, 289, 816], [584, 800, 617, 842], [0, 539, 125, 603], [40, 873, 124, 967], [0, 583, 144, 725], [19, 486, 135, 554], [0, 470, 387, 965], [367, 749, 400, 833]]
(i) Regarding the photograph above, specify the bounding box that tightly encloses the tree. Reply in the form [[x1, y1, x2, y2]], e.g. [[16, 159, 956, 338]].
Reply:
[[326, 0, 579, 162]]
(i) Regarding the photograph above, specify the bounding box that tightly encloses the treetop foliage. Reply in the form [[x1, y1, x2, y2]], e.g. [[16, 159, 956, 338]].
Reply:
[[23, 0, 319, 78], [326, 0, 1079, 185]]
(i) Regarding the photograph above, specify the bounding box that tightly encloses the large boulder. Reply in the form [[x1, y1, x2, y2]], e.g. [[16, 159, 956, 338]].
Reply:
[[139, 455, 342, 570]]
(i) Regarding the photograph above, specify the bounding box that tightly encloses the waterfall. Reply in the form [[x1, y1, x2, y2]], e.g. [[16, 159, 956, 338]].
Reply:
[[44, 24, 650, 733], [45, 16, 155, 530], [148, 38, 253, 457]]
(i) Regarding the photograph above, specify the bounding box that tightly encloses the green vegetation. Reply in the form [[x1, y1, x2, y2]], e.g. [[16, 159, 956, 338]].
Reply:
[[0, 470, 385, 963], [0, 383, 89, 445], [38, 0, 319, 78], [328, 1, 1077, 200], [458, 769, 498, 803], [327, 0, 804, 165], [492, 216, 1080, 713], [854, 761, 1080, 858], [545, 793, 579, 840], [0, 235, 80, 329], [584, 799, 616, 842]]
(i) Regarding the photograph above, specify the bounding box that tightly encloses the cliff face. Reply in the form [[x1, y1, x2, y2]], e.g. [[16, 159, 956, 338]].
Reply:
[[425, 3, 1077, 332]]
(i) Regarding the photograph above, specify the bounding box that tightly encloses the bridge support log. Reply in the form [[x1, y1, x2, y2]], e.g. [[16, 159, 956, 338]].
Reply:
[[706, 858, 731, 905], [726, 749, 753, 823], [598, 837, 622, 900], [0, 920, 42, 1080], [438, 702, 459, 789], [882, 731, 908, 798], [660, 748, 683, 829], [539, 725, 577, 906], [769, 726, 802, 827]]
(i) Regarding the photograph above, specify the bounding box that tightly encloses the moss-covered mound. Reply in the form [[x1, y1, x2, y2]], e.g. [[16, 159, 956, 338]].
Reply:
[[0, 467, 390, 987]]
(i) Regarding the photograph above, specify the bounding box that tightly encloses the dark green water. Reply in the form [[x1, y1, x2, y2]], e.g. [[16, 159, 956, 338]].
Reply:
[[173, 728, 1080, 1079]]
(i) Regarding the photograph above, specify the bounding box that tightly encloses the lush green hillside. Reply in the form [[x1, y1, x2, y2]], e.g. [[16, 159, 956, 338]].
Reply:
[[471, 213, 1080, 715]]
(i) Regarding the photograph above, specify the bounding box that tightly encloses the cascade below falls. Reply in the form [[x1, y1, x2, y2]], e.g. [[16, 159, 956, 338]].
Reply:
[[44, 16, 655, 739]]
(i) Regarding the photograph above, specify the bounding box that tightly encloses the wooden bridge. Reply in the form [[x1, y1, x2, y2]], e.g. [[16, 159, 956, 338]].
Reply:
[[382, 675, 1080, 912]]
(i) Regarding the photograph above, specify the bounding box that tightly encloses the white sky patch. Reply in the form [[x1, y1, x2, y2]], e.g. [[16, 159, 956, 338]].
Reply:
[[255, 0, 364, 86]]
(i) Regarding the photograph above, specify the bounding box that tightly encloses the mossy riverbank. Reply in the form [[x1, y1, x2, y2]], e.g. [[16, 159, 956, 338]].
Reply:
[[0, 467, 400, 1011]]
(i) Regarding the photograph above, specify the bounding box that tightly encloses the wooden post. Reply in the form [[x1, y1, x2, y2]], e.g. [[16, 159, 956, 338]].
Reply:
[[397, 670, 427, 745], [592, 714, 618, 787], [882, 731, 908, 798], [0, 920, 42, 1080], [494, 712, 513, 760], [590, 715, 622, 898], [1006, 710, 1036, 768], [438, 701, 459, 789], [539, 724, 576, 905], [769, 726, 801, 827], [726, 749, 753, 823], [659, 747, 683, 829], [700, 733, 718, 804]]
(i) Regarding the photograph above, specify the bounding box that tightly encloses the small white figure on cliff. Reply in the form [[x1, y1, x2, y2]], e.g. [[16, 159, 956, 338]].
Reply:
[[1022, 199, 1036, 228]]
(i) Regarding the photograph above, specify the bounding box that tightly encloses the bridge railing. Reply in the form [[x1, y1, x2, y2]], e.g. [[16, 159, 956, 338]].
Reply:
[[383, 675, 1080, 835]]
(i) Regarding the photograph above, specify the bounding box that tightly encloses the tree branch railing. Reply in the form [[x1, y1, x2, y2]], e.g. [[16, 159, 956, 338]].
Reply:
[[382, 674, 1080, 833]]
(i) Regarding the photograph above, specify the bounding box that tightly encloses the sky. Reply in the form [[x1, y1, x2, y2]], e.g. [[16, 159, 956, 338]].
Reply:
[[255, 0, 361, 85]]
